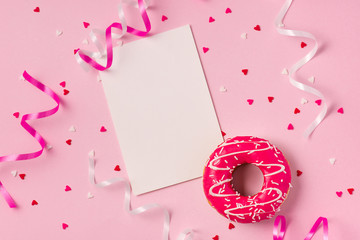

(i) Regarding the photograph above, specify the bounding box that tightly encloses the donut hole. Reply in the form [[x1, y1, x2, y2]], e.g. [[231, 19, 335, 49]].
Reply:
[[231, 163, 264, 197]]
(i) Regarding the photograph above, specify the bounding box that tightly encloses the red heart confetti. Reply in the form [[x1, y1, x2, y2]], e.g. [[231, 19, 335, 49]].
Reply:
[[209, 17, 215, 23], [13, 112, 20, 118], [114, 165, 121, 171], [221, 131, 226, 137], [296, 170, 303, 176], [301, 42, 307, 48], [66, 139, 72, 145], [100, 126, 107, 132], [254, 25, 261, 31], [268, 96, 274, 103], [247, 99, 254, 105], [74, 48, 80, 55], [242, 69, 248, 75], [19, 173, 26, 180], [225, 8, 232, 14], [212, 235, 219, 240], [83, 22, 90, 28], [336, 191, 343, 197], [31, 200, 38, 206], [347, 188, 354, 195], [315, 99, 322, 106], [65, 185, 72, 192], [63, 89, 69, 95], [161, 15, 168, 22], [287, 123, 294, 130], [203, 47, 209, 53], [337, 107, 344, 114], [62, 223, 69, 230], [59, 81, 66, 88], [228, 223, 235, 229], [294, 108, 300, 114], [33, 7, 40, 13]]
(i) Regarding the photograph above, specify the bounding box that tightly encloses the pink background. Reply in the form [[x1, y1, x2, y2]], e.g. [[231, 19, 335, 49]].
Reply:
[[0, 0, 359, 239]]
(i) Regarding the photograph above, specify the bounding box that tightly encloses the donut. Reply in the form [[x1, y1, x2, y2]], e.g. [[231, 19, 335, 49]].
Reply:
[[202, 136, 291, 223]]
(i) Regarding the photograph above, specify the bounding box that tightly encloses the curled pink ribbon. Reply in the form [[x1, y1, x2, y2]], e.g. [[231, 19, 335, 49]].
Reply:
[[273, 215, 329, 240], [0, 71, 60, 207], [76, 0, 151, 71]]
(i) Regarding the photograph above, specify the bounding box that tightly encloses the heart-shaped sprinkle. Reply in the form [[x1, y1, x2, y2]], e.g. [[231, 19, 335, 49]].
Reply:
[[13, 112, 20, 118], [347, 188, 354, 195], [225, 8, 232, 14], [63, 89, 70, 95], [114, 165, 121, 171], [247, 99, 254, 105], [65, 185, 72, 192], [100, 126, 107, 132], [336, 191, 343, 197], [337, 107, 344, 114], [83, 22, 90, 28], [301, 98, 308, 104], [221, 131, 226, 137], [294, 108, 300, 114], [254, 25, 261, 31], [59, 81, 66, 88], [329, 158, 336, 165], [268, 96, 274, 103], [209, 17, 215, 23], [33, 7, 40, 12], [19, 174, 26, 180], [62, 223, 68, 230], [203, 47, 209, 53], [66, 139, 72, 145], [11, 170, 17, 177], [228, 223, 235, 229], [212, 235, 219, 240], [56, 30, 63, 37], [287, 123, 294, 130], [315, 99, 322, 106], [308, 76, 315, 84], [161, 15, 168, 22], [88, 150, 95, 158], [240, 33, 247, 40], [242, 69, 248, 75], [301, 42, 307, 48], [32, 200, 38, 206], [87, 192, 94, 199], [68, 125, 76, 132], [219, 86, 227, 92], [281, 68, 288, 75], [74, 48, 80, 55], [296, 170, 302, 176]]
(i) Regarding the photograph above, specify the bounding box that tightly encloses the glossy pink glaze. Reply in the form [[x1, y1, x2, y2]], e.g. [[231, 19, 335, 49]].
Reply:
[[203, 136, 291, 223]]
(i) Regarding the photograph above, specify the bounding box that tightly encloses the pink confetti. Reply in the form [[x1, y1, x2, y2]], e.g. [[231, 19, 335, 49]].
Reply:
[[301, 42, 307, 48], [336, 191, 343, 197], [247, 99, 254, 105], [347, 188, 354, 195], [19, 174, 26, 180], [209, 17, 215, 23], [287, 123, 294, 130], [228, 223, 235, 229], [315, 99, 322, 106], [31, 200, 38, 206], [337, 107, 344, 114], [33, 7, 40, 13], [161, 15, 168, 22], [13, 112, 20, 118], [62, 223, 69, 230], [100, 126, 107, 132], [203, 47, 209, 53], [294, 108, 300, 114], [242, 69, 248, 75], [254, 25, 261, 31], [114, 165, 121, 171], [63, 89, 69, 95], [65, 185, 72, 192], [268, 96, 274, 103], [225, 8, 232, 14], [59, 81, 66, 88], [83, 22, 90, 28], [66, 139, 72, 145]]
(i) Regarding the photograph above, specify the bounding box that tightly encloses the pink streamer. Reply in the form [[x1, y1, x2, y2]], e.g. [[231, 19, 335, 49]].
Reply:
[[0, 71, 60, 207], [77, 0, 151, 71], [273, 215, 329, 240]]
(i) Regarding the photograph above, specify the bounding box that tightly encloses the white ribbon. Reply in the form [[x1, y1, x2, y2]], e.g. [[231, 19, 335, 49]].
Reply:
[[275, 0, 328, 138], [88, 156, 193, 240]]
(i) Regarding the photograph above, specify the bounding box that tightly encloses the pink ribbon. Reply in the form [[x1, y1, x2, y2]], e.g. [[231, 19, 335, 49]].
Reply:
[[77, 0, 151, 71], [273, 215, 329, 240], [0, 71, 60, 207]]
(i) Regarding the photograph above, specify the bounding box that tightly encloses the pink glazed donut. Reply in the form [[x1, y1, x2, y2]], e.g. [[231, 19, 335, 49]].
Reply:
[[203, 136, 291, 223]]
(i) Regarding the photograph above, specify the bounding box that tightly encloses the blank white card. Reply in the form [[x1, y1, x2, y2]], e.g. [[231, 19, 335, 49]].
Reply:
[[99, 25, 223, 195]]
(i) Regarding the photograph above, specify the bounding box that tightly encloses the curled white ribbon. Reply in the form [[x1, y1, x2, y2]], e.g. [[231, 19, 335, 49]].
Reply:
[[88, 156, 193, 240], [275, 0, 328, 138]]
